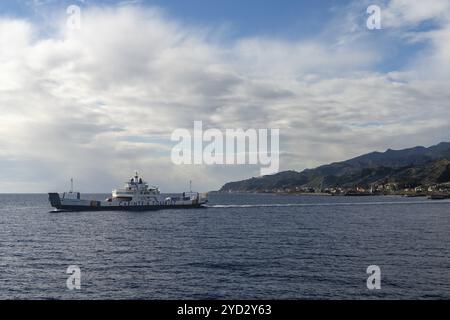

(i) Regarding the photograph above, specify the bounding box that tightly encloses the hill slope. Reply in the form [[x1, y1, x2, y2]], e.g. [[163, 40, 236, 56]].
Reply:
[[219, 142, 450, 192]]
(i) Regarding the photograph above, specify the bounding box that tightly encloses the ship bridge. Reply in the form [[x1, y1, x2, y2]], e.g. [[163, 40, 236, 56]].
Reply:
[[112, 172, 159, 200]]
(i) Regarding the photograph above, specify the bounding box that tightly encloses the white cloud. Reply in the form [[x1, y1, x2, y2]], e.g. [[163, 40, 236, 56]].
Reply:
[[0, 3, 450, 192], [383, 0, 450, 28]]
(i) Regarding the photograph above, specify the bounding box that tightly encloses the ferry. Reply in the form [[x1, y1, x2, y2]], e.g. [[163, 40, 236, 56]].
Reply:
[[428, 193, 450, 200], [48, 173, 208, 211]]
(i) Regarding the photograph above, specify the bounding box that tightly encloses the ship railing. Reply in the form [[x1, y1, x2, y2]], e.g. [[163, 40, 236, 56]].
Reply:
[[182, 192, 208, 201]]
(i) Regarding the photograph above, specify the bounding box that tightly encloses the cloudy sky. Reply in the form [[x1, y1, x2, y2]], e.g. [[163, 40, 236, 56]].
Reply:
[[1, 0, 450, 192]]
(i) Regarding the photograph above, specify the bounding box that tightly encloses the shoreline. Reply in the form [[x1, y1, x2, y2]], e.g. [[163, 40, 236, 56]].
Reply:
[[213, 191, 450, 198]]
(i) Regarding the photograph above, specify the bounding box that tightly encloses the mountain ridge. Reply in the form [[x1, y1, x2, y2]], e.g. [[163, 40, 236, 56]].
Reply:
[[219, 142, 450, 192]]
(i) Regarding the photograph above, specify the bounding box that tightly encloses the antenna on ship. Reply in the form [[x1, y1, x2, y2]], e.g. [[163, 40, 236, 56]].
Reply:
[[189, 180, 192, 192], [70, 178, 73, 193]]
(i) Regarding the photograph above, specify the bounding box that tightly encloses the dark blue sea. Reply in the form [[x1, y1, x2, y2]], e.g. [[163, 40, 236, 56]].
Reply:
[[0, 193, 449, 299]]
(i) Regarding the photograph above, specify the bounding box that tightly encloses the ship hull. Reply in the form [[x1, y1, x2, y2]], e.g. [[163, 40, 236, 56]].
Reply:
[[51, 204, 206, 212]]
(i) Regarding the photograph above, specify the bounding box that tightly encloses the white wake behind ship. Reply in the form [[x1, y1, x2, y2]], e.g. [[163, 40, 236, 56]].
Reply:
[[48, 172, 208, 211]]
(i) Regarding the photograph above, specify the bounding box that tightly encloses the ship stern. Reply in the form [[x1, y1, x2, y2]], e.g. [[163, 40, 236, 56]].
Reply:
[[48, 193, 62, 209]]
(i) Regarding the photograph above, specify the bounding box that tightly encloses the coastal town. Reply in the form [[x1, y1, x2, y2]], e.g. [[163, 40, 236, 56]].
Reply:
[[254, 182, 450, 199]]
